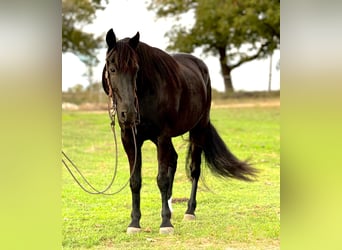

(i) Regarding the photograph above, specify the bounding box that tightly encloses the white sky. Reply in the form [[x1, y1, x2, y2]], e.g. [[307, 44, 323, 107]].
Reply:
[[62, 0, 280, 92]]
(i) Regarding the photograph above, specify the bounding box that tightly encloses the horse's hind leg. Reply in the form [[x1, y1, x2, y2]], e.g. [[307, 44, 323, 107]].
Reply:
[[184, 130, 204, 220], [156, 136, 177, 234]]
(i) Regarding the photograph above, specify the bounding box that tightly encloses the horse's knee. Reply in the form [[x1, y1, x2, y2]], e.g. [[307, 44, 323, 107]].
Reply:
[[130, 177, 141, 192], [157, 175, 169, 190], [157, 170, 169, 192], [171, 151, 178, 166], [191, 166, 201, 180]]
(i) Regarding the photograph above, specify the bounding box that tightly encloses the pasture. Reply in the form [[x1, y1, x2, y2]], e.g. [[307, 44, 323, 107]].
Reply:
[[62, 99, 280, 249]]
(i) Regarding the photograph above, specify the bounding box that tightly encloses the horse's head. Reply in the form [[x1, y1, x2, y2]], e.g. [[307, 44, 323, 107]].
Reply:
[[103, 29, 140, 128]]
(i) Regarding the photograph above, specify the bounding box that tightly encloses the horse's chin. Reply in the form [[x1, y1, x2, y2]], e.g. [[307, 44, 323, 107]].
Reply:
[[119, 120, 136, 129]]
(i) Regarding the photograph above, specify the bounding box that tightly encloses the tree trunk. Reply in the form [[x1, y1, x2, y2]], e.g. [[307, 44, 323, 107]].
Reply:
[[218, 47, 234, 94], [220, 61, 234, 94]]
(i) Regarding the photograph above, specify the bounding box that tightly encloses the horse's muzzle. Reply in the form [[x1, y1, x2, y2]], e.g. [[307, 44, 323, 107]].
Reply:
[[118, 109, 139, 128]]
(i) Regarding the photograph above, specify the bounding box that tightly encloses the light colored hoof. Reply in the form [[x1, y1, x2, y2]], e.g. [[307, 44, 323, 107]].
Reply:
[[183, 214, 196, 221], [127, 227, 141, 234], [159, 227, 174, 235]]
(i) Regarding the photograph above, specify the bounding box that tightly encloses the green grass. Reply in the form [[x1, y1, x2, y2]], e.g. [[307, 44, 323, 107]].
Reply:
[[62, 104, 280, 249]]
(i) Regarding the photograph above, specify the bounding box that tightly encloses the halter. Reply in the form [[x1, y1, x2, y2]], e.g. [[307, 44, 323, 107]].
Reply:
[[105, 49, 140, 132], [60, 50, 141, 196]]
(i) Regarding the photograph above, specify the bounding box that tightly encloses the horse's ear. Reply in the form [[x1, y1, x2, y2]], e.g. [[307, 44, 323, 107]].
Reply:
[[106, 28, 117, 50], [102, 65, 110, 95], [129, 32, 140, 49]]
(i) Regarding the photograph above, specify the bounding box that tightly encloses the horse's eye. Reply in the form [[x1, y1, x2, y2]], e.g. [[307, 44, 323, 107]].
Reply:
[[110, 67, 116, 73]]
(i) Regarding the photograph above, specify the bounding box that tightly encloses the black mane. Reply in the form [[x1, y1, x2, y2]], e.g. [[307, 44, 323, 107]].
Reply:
[[124, 39, 181, 88]]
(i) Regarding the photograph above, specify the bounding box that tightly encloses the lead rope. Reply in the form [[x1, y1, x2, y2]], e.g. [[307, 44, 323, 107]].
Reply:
[[61, 125, 137, 195], [61, 69, 138, 195]]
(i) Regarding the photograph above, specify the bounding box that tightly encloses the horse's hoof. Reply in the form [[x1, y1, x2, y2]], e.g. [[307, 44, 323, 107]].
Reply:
[[159, 227, 174, 235], [183, 214, 196, 221], [127, 227, 141, 234]]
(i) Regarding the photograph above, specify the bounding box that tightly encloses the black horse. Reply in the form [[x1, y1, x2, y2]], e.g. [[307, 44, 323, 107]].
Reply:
[[102, 29, 257, 234]]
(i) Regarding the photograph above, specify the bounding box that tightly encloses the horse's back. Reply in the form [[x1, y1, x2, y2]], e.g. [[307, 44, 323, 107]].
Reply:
[[172, 53, 210, 85], [172, 53, 211, 107]]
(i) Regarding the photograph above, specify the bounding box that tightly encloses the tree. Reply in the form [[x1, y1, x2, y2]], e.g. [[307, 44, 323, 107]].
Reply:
[[68, 83, 84, 93], [62, 0, 108, 66], [149, 0, 280, 93]]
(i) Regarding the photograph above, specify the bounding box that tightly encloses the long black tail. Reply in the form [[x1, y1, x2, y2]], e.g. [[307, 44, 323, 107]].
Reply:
[[202, 122, 257, 181]]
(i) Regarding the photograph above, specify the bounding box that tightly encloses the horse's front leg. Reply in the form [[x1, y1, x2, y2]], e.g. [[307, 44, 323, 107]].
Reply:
[[157, 136, 175, 234], [121, 129, 142, 234]]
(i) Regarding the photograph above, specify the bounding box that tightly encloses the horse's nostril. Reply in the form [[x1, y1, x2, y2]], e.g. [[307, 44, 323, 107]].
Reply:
[[121, 111, 127, 121]]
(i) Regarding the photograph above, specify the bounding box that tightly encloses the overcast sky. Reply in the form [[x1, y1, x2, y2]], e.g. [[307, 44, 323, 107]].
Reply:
[[62, 0, 280, 92]]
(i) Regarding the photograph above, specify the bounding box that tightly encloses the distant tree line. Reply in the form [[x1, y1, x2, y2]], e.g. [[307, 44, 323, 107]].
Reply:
[[62, 82, 279, 106], [62, 82, 108, 105]]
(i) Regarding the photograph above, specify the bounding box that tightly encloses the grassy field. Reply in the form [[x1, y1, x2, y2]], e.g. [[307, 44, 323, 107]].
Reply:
[[62, 99, 280, 249]]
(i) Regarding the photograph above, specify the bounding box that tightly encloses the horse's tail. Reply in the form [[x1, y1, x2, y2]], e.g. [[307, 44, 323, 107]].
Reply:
[[202, 122, 257, 181]]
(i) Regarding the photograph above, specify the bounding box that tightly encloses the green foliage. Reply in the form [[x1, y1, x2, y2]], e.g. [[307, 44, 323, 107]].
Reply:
[[62, 82, 107, 105], [62, 103, 280, 249], [150, 0, 279, 56], [149, 0, 280, 93], [62, 0, 108, 65]]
